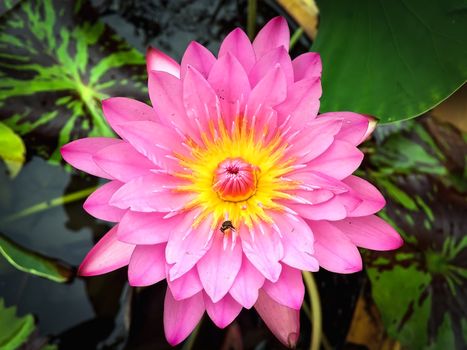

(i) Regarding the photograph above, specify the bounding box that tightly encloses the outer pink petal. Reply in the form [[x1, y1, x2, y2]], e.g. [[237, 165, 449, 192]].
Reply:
[[307, 220, 362, 273], [289, 196, 347, 221], [118, 211, 183, 244], [275, 77, 321, 129], [342, 175, 385, 216], [283, 188, 334, 206], [110, 173, 193, 212], [146, 46, 180, 78], [283, 169, 348, 194], [240, 223, 283, 282], [78, 225, 134, 276], [249, 47, 293, 87], [61, 137, 121, 179], [112, 120, 184, 171], [102, 97, 160, 133], [180, 41, 216, 78], [166, 214, 214, 280], [167, 266, 203, 300], [285, 117, 342, 163], [262, 264, 304, 309], [218, 28, 256, 73], [332, 215, 403, 251], [128, 244, 166, 286], [229, 254, 265, 309], [148, 71, 193, 135], [183, 65, 218, 132], [254, 289, 300, 348], [163, 289, 205, 346], [93, 142, 154, 182], [252, 16, 290, 58], [307, 140, 364, 180], [318, 112, 370, 146], [208, 52, 251, 126], [269, 212, 319, 271], [204, 293, 242, 329], [83, 181, 125, 222], [292, 52, 321, 81], [197, 231, 242, 303]]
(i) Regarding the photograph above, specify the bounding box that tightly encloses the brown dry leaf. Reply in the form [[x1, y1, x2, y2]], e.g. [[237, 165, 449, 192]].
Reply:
[[276, 0, 319, 39], [431, 83, 467, 132], [346, 294, 401, 350]]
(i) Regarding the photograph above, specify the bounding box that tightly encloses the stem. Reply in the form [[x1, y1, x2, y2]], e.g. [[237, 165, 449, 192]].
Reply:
[[1, 186, 97, 223], [247, 0, 257, 40], [289, 27, 304, 50], [303, 271, 322, 350]]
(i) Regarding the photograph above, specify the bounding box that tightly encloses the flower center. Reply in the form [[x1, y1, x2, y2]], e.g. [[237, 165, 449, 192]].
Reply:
[[213, 158, 258, 202]]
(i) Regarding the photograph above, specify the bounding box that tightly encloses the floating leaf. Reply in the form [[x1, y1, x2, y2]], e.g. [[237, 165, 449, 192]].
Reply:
[[0, 0, 147, 162], [0, 233, 73, 283], [313, 0, 467, 123], [0, 298, 35, 350], [0, 121, 25, 178], [364, 117, 467, 349]]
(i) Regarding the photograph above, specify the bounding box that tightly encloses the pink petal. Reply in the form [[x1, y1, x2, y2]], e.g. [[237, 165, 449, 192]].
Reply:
[[254, 289, 300, 348], [112, 120, 184, 171], [78, 225, 134, 276], [164, 289, 205, 346], [342, 176, 385, 216], [285, 117, 343, 163], [110, 173, 193, 212], [283, 169, 348, 194], [167, 266, 203, 300], [249, 47, 293, 87], [252, 16, 290, 58], [183, 65, 218, 132], [307, 220, 362, 273], [275, 77, 321, 130], [288, 196, 347, 221], [318, 112, 370, 146], [83, 181, 126, 222], [247, 65, 287, 108], [218, 28, 256, 73], [208, 52, 251, 126], [93, 142, 155, 182], [180, 41, 216, 79], [197, 231, 242, 303], [204, 293, 242, 329], [148, 71, 193, 135], [61, 137, 121, 179], [332, 215, 403, 251], [146, 46, 180, 78], [307, 140, 364, 180], [292, 52, 321, 81], [102, 97, 160, 133], [229, 254, 265, 309], [240, 223, 283, 282], [166, 214, 214, 280], [118, 211, 182, 245], [283, 188, 334, 206], [269, 212, 319, 272], [128, 244, 166, 286], [262, 264, 304, 309]]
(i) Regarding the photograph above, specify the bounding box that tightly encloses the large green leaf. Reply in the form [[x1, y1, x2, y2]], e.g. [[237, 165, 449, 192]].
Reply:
[[0, 298, 34, 350], [313, 0, 467, 123], [0, 0, 147, 162], [364, 117, 467, 349], [0, 121, 25, 178], [0, 233, 73, 283]]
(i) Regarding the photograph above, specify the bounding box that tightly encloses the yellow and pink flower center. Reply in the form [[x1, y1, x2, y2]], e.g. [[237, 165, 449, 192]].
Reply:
[[213, 158, 258, 202]]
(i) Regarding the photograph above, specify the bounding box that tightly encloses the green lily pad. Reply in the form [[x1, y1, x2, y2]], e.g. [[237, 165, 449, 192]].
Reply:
[[313, 0, 467, 123], [0, 298, 34, 350], [0, 121, 25, 178], [0, 0, 147, 162], [364, 117, 467, 349], [0, 233, 73, 283]]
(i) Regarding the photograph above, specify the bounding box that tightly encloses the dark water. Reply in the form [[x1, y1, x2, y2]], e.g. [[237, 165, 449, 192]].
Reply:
[[0, 1, 363, 349]]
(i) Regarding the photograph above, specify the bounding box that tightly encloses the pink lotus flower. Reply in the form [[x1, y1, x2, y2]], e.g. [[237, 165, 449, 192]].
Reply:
[[61, 17, 402, 347]]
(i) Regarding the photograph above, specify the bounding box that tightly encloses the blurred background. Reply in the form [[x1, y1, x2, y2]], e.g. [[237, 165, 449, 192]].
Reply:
[[0, 0, 466, 349]]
